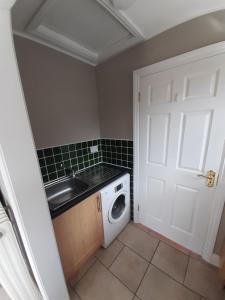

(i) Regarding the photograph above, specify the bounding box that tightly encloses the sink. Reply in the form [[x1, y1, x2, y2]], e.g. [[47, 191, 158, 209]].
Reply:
[[46, 177, 89, 210]]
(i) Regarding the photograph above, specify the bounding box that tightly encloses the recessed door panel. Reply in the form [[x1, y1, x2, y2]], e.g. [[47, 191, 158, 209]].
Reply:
[[145, 177, 165, 221], [177, 110, 213, 172], [183, 70, 219, 100], [149, 81, 173, 105], [147, 114, 170, 166], [138, 53, 225, 254], [171, 185, 198, 234]]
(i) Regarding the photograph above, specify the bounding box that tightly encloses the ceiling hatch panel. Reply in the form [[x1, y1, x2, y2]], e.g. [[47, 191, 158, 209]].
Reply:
[[27, 0, 143, 65]]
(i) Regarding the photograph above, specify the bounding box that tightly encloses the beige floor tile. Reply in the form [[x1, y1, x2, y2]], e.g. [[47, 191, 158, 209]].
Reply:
[[133, 297, 141, 300], [75, 261, 134, 300], [68, 287, 81, 300], [148, 230, 191, 256], [110, 246, 148, 292], [118, 223, 159, 261], [184, 258, 225, 300], [137, 264, 200, 300], [69, 255, 97, 287], [95, 239, 124, 268], [133, 223, 150, 233], [152, 241, 189, 282]]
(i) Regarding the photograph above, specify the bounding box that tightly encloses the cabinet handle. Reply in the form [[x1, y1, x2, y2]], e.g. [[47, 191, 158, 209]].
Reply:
[[97, 195, 101, 212]]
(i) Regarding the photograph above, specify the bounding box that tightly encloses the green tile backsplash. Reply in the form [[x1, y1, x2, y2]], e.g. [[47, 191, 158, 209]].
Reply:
[[37, 138, 133, 218], [37, 139, 102, 184]]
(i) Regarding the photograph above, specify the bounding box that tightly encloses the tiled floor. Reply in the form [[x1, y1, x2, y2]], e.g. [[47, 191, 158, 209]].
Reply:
[[69, 223, 225, 300]]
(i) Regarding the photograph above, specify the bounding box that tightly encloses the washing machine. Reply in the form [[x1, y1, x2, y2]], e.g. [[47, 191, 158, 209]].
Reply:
[[101, 173, 130, 248]]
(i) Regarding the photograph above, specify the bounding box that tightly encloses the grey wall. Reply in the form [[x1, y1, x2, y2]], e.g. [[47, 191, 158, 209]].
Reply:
[[14, 10, 225, 255], [14, 35, 100, 149], [96, 10, 225, 255], [96, 9, 225, 140]]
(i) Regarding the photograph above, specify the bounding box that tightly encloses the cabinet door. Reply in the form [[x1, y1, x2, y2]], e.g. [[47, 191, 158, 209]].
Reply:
[[79, 192, 103, 255], [53, 192, 103, 280]]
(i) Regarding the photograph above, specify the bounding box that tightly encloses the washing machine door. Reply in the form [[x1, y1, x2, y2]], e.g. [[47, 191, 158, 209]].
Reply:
[[108, 191, 128, 224]]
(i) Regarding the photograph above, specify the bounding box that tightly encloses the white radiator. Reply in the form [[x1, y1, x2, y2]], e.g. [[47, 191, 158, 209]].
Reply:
[[0, 203, 42, 300]]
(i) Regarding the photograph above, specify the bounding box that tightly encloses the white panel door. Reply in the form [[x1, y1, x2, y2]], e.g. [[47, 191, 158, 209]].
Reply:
[[139, 54, 225, 254]]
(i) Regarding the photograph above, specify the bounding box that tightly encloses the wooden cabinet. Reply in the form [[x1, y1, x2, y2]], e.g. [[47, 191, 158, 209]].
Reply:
[[53, 192, 103, 280]]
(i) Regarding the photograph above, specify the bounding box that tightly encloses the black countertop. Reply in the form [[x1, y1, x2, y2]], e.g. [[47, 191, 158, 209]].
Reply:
[[47, 163, 129, 218]]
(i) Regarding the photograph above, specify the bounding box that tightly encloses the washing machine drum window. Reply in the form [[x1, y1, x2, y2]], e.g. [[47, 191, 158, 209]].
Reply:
[[109, 193, 127, 223]]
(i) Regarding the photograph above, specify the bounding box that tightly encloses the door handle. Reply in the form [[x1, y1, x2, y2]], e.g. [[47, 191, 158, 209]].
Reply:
[[197, 170, 216, 187]]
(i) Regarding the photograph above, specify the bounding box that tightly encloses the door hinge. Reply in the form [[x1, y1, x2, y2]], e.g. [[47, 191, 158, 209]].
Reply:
[[138, 92, 140, 102], [137, 204, 140, 212]]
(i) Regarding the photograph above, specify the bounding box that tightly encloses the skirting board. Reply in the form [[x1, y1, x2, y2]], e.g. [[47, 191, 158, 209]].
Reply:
[[210, 254, 220, 267]]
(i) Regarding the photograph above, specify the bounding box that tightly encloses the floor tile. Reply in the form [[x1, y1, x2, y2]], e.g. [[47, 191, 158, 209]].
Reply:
[[68, 287, 81, 300], [95, 239, 124, 268], [75, 261, 134, 300], [110, 246, 148, 292], [118, 223, 159, 261], [148, 230, 190, 256], [69, 255, 97, 287], [152, 241, 189, 282], [133, 223, 150, 233], [184, 258, 225, 300], [137, 264, 200, 300]]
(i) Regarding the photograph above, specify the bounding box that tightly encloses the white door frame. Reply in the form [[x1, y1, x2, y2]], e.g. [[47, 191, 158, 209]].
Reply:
[[133, 41, 225, 265], [0, 1, 69, 298]]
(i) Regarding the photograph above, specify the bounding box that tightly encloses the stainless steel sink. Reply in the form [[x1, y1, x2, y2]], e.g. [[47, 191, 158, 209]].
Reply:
[[45, 177, 89, 210]]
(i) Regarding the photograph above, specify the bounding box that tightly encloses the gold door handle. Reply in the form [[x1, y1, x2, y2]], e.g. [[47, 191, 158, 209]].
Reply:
[[197, 170, 216, 187]]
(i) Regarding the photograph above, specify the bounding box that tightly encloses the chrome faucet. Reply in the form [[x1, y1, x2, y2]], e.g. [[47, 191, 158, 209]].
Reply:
[[71, 169, 78, 178], [60, 163, 77, 178]]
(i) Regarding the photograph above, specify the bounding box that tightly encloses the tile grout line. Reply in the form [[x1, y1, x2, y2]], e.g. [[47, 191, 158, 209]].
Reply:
[[109, 243, 150, 294], [146, 230, 190, 257], [39, 138, 133, 184], [117, 224, 160, 263], [117, 238, 153, 263], [97, 258, 135, 296], [150, 263, 203, 299], [131, 224, 205, 299], [69, 257, 98, 292], [150, 238, 160, 264], [71, 222, 221, 300], [134, 263, 150, 298], [183, 254, 190, 285], [136, 223, 207, 268], [107, 242, 125, 269], [150, 239, 191, 284], [134, 236, 160, 296], [71, 242, 136, 298], [72, 256, 203, 300], [69, 287, 82, 300]]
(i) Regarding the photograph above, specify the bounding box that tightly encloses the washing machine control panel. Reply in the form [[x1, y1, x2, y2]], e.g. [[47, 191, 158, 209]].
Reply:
[[114, 183, 123, 193]]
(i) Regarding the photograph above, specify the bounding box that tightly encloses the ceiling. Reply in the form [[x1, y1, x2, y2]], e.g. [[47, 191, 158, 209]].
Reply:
[[12, 0, 225, 65]]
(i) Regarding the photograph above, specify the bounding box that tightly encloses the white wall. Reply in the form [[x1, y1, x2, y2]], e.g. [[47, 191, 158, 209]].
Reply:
[[0, 286, 10, 300], [0, 1, 69, 299]]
